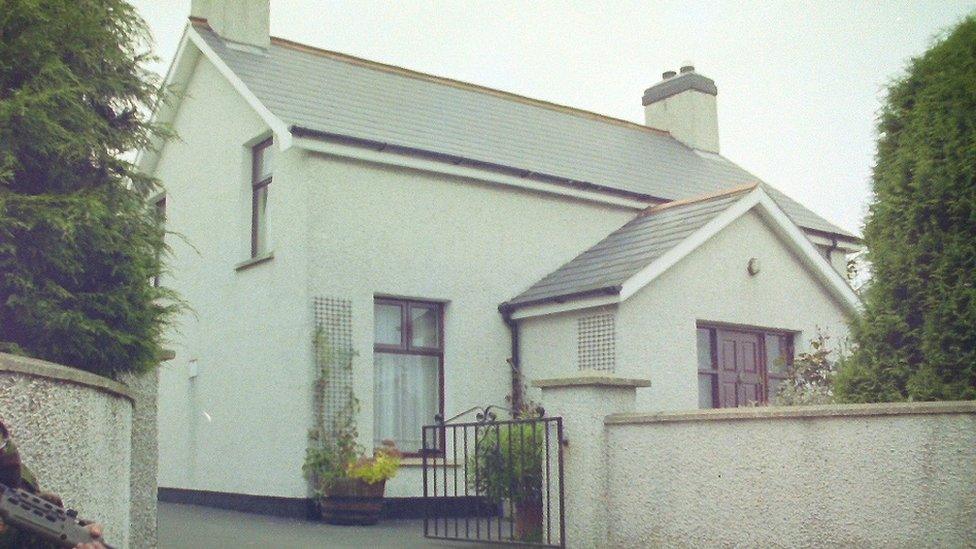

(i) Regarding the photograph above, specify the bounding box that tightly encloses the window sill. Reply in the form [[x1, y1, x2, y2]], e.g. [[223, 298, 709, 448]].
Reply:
[[234, 251, 274, 271]]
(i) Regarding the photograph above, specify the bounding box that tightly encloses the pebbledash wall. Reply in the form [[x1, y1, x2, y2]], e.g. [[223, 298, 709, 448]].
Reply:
[[0, 353, 160, 549], [536, 376, 976, 548]]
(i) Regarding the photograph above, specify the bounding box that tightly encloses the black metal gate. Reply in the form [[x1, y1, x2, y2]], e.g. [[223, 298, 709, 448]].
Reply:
[[422, 406, 566, 547]]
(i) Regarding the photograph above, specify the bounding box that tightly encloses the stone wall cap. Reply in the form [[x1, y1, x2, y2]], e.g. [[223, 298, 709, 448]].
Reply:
[[0, 352, 134, 401], [605, 400, 976, 425], [533, 373, 651, 389]]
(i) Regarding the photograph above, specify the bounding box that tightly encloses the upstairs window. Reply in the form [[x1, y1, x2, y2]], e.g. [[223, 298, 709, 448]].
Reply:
[[152, 196, 166, 287], [373, 298, 444, 453], [251, 139, 274, 257]]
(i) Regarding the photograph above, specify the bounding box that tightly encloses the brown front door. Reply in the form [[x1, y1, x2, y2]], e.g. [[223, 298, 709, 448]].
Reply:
[[716, 330, 763, 407]]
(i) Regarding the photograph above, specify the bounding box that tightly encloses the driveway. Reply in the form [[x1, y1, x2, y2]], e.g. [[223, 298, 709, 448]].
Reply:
[[158, 502, 489, 548]]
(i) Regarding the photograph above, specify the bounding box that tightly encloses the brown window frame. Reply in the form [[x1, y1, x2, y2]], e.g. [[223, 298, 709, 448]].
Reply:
[[152, 195, 166, 288], [250, 138, 273, 258], [696, 323, 794, 409], [373, 297, 445, 457]]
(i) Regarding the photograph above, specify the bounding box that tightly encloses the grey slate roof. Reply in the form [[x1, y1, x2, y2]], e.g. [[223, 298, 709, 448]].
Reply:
[[506, 190, 751, 308], [193, 24, 854, 239]]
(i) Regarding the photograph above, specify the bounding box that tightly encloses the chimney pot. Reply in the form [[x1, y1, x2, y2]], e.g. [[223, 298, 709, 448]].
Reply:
[[662, 70, 677, 79], [642, 65, 720, 153]]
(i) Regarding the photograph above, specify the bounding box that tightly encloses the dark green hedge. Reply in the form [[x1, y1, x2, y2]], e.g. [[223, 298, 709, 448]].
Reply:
[[0, 1, 178, 376], [836, 15, 976, 402]]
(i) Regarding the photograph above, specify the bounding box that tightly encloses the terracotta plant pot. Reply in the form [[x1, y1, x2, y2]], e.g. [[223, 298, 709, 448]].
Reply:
[[319, 478, 386, 525], [514, 497, 543, 542]]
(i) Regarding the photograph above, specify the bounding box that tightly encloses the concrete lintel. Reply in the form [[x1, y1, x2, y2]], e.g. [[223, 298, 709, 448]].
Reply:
[[533, 373, 651, 389], [0, 352, 134, 401], [606, 400, 976, 425]]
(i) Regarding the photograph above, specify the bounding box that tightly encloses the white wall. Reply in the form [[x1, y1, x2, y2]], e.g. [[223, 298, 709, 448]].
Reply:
[[521, 209, 853, 411], [604, 403, 976, 548], [300, 151, 636, 496], [155, 54, 313, 498]]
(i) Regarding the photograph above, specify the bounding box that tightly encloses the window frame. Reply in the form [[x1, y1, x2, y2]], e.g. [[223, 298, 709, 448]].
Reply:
[[373, 296, 445, 457], [696, 322, 794, 409], [250, 138, 274, 258], [151, 195, 166, 288]]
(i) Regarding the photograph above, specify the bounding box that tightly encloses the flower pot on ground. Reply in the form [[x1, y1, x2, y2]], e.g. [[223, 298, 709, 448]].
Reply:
[[304, 437, 402, 526], [467, 421, 545, 542], [318, 477, 387, 525], [514, 497, 544, 542]]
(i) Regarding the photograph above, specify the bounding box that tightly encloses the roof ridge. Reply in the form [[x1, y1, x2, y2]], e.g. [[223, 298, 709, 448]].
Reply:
[[640, 182, 759, 216], [188, 18, 672, 139]]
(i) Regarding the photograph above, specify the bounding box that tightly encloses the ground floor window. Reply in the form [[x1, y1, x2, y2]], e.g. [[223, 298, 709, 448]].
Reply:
[[697, 324, 793, 408], [373, 297, 443, 453]]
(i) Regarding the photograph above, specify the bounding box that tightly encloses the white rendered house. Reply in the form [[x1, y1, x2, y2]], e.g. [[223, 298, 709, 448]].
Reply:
[[145, 1, 861, 514]]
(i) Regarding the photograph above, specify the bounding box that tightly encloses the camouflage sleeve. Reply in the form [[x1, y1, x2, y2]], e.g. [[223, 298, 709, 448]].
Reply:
[[0, 421, 23, 489], [0, 423, 58, 549]]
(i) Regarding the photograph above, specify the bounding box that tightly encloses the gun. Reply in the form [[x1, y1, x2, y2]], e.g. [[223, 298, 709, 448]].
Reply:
[[0, 482, 115, 548]]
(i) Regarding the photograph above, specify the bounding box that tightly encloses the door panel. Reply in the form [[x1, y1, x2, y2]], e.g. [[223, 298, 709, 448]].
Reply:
[[716, 329, 763, 407], [717, 337, 738, 407]]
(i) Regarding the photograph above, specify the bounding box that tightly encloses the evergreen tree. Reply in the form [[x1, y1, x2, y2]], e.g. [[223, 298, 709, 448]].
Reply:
[[835, 15, 976, 402], [0, 1, 177, 376]]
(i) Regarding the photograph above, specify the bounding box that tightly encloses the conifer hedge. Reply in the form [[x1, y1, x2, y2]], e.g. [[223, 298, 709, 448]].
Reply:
[[835, 15, 976, 402], [0, 1, 178, 376]]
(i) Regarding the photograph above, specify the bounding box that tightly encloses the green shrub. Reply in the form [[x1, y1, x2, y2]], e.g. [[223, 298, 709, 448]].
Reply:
[[836, 15, 976, 402], [774, 332, 839, 406], [0, 0, 178, 376], [467, 422, 544, 504]]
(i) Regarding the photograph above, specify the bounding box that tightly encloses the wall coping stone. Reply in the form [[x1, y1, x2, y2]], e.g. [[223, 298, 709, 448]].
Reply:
[[0, 352, 133, 402], [605, 400, 976, 425], [533, 373, 651, 389]]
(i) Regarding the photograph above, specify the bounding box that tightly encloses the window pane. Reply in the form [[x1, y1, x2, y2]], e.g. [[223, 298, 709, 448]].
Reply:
[[251, 185, 269, 256], [765, 334, 790, 374], [698, 374, 716, 409], [410, 305, 440, 349], [255, 142, 274, 182], [373, 353, 439, 451], [696, 328, 714, 371], [154, 197, 166, 225], [374, 303, 403, 346]]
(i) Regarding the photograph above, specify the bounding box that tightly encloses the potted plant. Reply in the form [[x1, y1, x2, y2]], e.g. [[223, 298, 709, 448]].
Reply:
[[304, 327, 401, 525], [303, 435, 402, 525], [468, 421, 545, 541]]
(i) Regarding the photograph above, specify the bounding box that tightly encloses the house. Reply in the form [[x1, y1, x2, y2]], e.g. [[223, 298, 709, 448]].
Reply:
[[145, 1, 861, 514]]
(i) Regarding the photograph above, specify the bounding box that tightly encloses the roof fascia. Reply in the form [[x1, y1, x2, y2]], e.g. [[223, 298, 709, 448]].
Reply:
[[806, 232, 863, 253], [136, 26, 196, 177], [618, 188, 765, 302], [615, 187, 861, 315], [185, 25, 292, 150], [752, 192, 863, 314], [293, 136, 651, 210], [509, 294, 620, 320]]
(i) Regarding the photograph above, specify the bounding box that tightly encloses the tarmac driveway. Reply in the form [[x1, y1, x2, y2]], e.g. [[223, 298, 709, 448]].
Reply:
[[158, 502, 486, 548]]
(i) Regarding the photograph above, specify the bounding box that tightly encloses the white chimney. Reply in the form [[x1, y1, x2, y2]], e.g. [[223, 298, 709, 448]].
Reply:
[[191, 0, 270, 49], [642, 64, 720, 153]]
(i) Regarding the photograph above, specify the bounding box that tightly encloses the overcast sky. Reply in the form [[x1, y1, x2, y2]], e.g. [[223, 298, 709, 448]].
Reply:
[[131, 0, 975, 235]]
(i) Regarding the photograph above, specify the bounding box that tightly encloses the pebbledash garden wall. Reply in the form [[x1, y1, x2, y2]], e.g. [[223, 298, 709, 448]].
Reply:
[[0, 353, 159, 549], [536, 374, 976, 548]]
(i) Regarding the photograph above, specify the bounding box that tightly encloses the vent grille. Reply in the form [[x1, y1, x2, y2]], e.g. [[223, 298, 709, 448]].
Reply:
[[577, 313, 616, 372]]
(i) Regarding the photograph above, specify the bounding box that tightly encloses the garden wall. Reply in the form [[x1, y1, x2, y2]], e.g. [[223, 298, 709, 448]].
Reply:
[[605, 402, 976, 548], [535, 375, 976, 548], [0, 352, 156, 549]]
